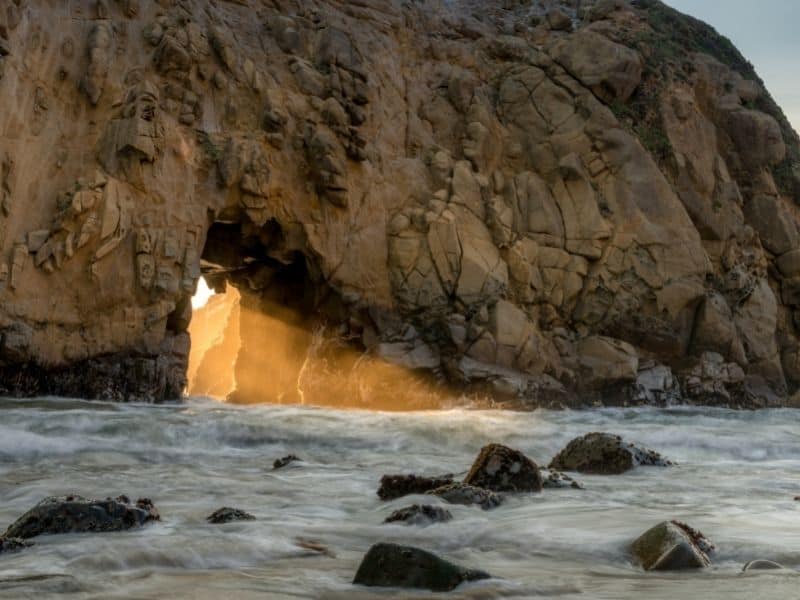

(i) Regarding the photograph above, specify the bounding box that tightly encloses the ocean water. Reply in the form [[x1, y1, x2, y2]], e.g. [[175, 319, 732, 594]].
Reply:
[[1, 397, 799, 599]]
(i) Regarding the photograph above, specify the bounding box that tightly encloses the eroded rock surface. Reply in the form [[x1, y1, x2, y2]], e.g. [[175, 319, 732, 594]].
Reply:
[[3, 495, 160, 539], [549, 432, 671, 474], [463, 443, 543, 492], [353, 542, 490, 591], [1, 0, 799, 406]]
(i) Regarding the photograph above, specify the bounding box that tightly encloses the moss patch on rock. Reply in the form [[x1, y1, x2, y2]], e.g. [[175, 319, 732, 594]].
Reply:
[[627, 0, 800, 200]]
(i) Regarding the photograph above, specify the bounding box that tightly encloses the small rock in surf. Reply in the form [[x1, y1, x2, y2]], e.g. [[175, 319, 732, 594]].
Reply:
[[273, 454, 302, 469], [207, 507, 256, 523], [295, 537, 336, 557], [377, 473, 454, 500], [4, 495, 160, 539], [742, 559, 788, 572], [631, 520, 713, 571], [353, 542, 489, 591], [463, 443, 542, 492], [549, 432, 672, 474], [540, 468, 584, 489], [383, 504, 453, 525], [427, 483, 502, 509]]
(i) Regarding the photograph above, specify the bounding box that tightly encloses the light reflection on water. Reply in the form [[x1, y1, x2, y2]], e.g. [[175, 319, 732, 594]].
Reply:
[[0, 397, 799, 599]]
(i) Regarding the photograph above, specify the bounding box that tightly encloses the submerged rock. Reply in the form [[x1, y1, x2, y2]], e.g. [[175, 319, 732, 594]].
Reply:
[[3, 495, 160, 539], [273, 454, 302, 469], [540, 468, 584, 489], [742, 559, 789, 572], [0, 537, 33, 554], [383, 504, 453, 525], [294, 537, 336, 558], [377, 474, 454, 500], [549, 432, 672, 474], [463, 443, 542, 492], [353, 542, 490, 591], [427, 483, 502, 510], [631, 520, 713, 571], [206, 507, 256, 523]]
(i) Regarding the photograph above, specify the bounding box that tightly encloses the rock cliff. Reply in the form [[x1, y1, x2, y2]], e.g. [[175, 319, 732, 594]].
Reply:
[[1, 0, 799, 407]]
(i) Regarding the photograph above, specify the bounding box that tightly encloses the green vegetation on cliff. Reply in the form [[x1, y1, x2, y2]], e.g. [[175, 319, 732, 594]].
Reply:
[[616, 0, 800, 200]]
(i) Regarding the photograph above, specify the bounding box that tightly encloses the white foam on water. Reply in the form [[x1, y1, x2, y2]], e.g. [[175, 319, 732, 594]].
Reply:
[[1, 398, 799, 598]]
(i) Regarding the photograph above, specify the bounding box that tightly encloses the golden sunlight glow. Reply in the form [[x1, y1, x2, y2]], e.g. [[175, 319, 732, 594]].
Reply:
[[187, 282, 452, 410], [187, 284, 240, 398], [229, 293, 449, 411]]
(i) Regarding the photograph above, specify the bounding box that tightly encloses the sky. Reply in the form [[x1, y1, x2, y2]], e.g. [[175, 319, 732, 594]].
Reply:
[[666, 0, 799, 132]]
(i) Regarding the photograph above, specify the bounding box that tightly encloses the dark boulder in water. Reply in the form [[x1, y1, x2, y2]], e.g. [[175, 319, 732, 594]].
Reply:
[[353, 542, 490, 591], [273, 454, 302, 469], [0, 537, 33, 554], [549, 432, 672, 474], [3, 495, 160, 539], [377, 473, 454, 500], [206, 507, 256, 524], [426, 483, 503, 510], [463, 443, 542, 492], [631, 520, 713, 571], [383, 504, 453, 525]]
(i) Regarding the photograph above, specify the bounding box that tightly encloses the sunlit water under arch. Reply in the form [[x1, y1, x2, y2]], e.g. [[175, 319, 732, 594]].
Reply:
[[191, 277, 217, 310], [185, 276, 468, 410], [1, 397, 800, 599]]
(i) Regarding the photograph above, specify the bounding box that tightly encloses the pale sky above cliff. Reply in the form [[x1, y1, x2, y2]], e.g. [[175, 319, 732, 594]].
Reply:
[[666, 0, 799, 132]]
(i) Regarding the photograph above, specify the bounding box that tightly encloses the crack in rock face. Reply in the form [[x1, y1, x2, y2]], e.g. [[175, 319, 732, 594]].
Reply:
[[0, 0, 799, 408]]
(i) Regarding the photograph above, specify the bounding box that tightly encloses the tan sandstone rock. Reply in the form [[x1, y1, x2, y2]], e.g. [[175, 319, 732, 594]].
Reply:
[[0, 0, 797, 407]]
